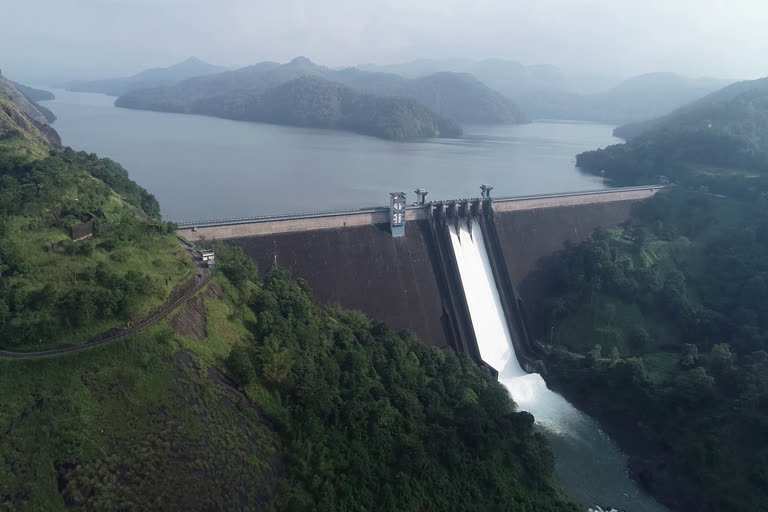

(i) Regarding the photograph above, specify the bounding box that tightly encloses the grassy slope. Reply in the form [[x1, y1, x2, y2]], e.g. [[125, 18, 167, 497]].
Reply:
[[3, 215, 191, 351], [0, 96, 50, 159], [0, 323, 282, 512], [0, 138, 191, 350]]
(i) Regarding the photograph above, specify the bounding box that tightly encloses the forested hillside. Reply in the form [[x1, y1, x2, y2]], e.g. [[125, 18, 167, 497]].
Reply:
[[533, 73, 768, 512], [0, 143, 189, 351], [1, 242, 580, 510], [118, 75, 462, 140], [113, 56, 524, 128], [578, 76, 768, 186]]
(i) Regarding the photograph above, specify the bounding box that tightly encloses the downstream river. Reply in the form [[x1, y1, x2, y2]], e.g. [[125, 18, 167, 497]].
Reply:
[[43, 90, 614, 221]]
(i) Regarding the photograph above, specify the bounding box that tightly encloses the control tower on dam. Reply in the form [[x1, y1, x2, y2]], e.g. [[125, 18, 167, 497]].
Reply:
[[177, 185, 664, 362]]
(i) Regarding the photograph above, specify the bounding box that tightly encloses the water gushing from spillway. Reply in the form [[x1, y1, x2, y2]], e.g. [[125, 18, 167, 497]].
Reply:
[[448, 219, 668, 512]]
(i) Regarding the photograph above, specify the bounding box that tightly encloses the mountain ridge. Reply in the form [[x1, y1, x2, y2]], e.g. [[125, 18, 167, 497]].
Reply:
[[576, 75, 768, 186], [519, 72, 733, 124], [112, 56, 525, 126], [117, 74, 462, 140], [65, 56, 228, 96]]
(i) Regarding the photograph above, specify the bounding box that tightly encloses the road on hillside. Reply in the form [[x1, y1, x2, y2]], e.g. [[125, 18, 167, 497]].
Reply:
[[0, 242, 211, 360]]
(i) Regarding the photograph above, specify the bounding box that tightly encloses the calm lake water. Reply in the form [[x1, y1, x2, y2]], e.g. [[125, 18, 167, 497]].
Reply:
[[42, 89, 616, 221]]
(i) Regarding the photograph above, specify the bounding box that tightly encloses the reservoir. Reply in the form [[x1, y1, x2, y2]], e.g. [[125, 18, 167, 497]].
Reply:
[[43, 90, 614, 221]]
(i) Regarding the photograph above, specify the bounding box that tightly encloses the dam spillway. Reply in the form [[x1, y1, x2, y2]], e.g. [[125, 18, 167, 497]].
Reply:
[[448, 218, 525, 377], [446, 216, 668, 512]]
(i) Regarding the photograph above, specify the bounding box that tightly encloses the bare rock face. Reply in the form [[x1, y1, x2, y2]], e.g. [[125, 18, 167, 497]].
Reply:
[[0, 72, 61, 146], [35, 119, 61, 146], [0, 74, 49, 125]]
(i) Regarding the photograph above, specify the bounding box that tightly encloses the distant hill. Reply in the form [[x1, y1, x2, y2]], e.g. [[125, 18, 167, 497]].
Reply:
[[10, 81, 56, 122], [334, 67, 524, 123], [518, 72, 733, 124], [576, 76, 768, 186], [389, 72, 524, 124], [360, 61, 731, 125], [11, 82, 54, 102], [0, 74, 51, 125], [113, 56, 524, 126], [0, 74, 60, 150], [118, 75, 461, 140], [359, 58, 572, 97], [65, 56, 228, 96]]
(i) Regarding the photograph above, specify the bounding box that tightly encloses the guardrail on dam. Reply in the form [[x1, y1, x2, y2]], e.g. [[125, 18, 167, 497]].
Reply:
[[176, 185, 663, 241], [181, 185, 665, 363]]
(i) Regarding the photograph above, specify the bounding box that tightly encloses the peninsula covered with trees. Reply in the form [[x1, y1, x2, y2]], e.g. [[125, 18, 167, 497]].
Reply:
[[112, 56, 526, 140], [117, 75, 462, 141]]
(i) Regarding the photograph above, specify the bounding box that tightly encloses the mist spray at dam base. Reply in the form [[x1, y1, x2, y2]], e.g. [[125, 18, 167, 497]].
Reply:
[[448, 219, 667, 512]]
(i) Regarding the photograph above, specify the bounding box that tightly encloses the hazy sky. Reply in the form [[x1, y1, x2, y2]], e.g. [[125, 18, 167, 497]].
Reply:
[[4, 0, 768, 82]]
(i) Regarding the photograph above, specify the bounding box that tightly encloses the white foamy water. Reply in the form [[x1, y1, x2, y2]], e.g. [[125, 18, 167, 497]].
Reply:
[[448, 219, 668, 512]]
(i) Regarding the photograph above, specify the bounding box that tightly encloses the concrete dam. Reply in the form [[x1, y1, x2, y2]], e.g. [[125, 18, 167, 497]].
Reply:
[[178, 185, 662, 366], [179, 184, 669, 510]]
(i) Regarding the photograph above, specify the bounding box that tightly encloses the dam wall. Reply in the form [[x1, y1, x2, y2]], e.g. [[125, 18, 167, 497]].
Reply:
[[181, 186, 663, 360], [224, 220, 452, 348], [177, 186, 659, 242]]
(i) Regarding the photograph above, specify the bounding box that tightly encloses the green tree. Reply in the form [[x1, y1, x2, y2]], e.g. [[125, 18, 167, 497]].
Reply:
[[679, 343, 699, 369]]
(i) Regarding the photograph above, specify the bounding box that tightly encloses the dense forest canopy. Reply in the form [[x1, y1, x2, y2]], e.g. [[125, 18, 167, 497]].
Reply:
[[578, 76, 768, 187], [0, 239, 580, 510], [537, 75, 768, 511], [215, 251, 578, 511]]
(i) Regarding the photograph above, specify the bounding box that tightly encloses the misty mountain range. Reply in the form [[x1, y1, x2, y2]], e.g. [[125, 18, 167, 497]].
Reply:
[[362, 59, 733, 124], [113, 56, 525, 127], [60, 56, 739, 139], [64, 56, 228, 96]]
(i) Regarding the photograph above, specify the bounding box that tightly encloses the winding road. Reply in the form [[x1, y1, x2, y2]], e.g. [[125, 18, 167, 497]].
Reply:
[[0, 242, 211, 360]]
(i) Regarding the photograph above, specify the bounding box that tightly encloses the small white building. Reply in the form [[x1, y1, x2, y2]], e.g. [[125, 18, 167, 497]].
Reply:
[[201, 250, 215, 267]]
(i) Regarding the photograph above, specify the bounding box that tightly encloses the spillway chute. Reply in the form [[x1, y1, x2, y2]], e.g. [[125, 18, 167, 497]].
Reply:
[[446, 216, 669, 511]]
